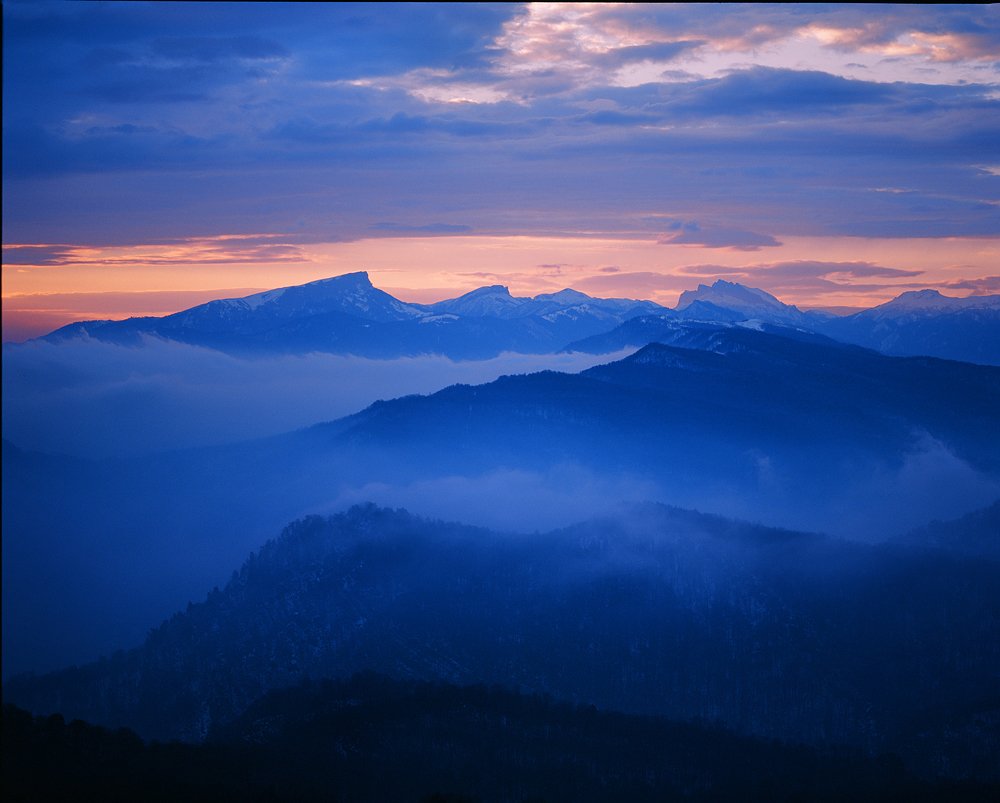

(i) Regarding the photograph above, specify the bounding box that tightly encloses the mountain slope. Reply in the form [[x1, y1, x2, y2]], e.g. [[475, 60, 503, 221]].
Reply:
[[329, 327, 1000, 478], [676, 279, 809, 325], [41, 272, 668, 358], [563, 315, 834, 354], [6, 503, 999, 781], [894, 500, 1000, 560], [5, 326, 999, 680], [34, 272, 1000, 363], [817, 290, 1000, 365]]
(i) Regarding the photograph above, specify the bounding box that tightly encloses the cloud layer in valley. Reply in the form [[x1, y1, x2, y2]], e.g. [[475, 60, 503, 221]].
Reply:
[[1, 337, 630, 457]]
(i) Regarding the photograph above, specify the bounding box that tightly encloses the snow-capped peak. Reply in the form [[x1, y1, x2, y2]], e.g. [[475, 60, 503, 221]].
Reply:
[[238, 287, 287, 310], [428, 285, 528, 318], [676, 280, 790, 313], [536, 288, 593, 304], [879, 289, 952, 311], [872, 288, 1000, 315]]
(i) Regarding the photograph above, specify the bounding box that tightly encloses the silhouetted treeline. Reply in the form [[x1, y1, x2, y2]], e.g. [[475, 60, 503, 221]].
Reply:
[[6, 674, 1000, 802]]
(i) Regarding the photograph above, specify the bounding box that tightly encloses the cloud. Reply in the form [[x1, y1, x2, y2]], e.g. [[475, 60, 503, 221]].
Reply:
[[1, 288, 269, 342], [314, 431, 1000, 540], [595, 40, 705, 67], [594, 4, 1000, 63], [662, 261, 1000, 302], [151, 35, 288, 62], [671, 260, 929, 297], [660, 223, 782, 251], [322, 466, 664, 534], [4, 3, 1000, 249], [829, 436, 1000, 538], [0, 288, 266, 315], [938, 275, 1000, 294], [806, 19, 1000, 63], [1, 244, 79, 266], [678, 260, 924, 281], [656, 67, 905, 119], [370, 222, 472, 234], [1, 236, 310, 267], [575, 271, 690, 297], [581, 110, 661, 126], [1, 338, 632, 458]]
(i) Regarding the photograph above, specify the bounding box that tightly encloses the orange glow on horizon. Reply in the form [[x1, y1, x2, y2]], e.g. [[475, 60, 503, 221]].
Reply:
[[4, 233, 998, 341]]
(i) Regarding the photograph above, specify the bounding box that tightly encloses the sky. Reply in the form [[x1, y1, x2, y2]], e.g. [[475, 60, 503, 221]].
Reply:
[[3, 2, 999, 341]]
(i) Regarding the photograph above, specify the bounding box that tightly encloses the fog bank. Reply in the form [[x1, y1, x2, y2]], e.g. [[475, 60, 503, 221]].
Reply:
[[2, 338, 631, 457]]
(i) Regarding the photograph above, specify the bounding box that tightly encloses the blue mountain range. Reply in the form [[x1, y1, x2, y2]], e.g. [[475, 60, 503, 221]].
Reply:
[[40, 272, 1000, 364]]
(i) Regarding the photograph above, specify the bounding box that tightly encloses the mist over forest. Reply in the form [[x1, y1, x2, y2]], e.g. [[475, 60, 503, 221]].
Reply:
[[5, 278, 1000, 803], [5, 282, 999, 679], [4, 4, 1000, 799]]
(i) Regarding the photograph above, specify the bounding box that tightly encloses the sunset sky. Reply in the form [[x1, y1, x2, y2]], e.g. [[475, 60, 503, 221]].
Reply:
[[3, 2, 999, 341]]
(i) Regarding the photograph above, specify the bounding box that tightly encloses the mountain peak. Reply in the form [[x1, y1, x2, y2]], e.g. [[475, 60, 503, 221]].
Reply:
[[331, 270, 373, 286], [881, 289, 950, 310], [676, 280, 792, 314], [538, 288, 593, 303], [464, 284, 513, 298], [427, 284, 525, 318], [874, 288, 1000, 315]]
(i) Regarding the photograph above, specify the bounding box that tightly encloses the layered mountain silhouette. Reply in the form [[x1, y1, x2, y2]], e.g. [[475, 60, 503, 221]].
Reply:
[[5, 326, 999, 681], [321, 328, 1000, 483], [6, 503, 999, 781], [36, 272, 1000, 364], [42, 272, 665, 359], [676, 279, 814, 326], [819, 289, 1000, 365], [8, 271, 1000, 793]]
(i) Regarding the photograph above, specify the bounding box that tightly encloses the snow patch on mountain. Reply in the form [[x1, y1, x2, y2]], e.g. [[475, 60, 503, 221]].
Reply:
[[874, 289, 1000, 314], [675, 280, 806, 326]]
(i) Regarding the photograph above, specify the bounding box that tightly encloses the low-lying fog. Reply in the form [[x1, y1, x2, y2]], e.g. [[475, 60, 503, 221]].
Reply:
[[2, 337, 632, 457]]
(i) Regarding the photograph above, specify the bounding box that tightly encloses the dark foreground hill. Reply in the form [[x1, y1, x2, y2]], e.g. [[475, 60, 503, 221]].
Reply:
[[7, 504, 999, 781], [6, 675, 998, 803]]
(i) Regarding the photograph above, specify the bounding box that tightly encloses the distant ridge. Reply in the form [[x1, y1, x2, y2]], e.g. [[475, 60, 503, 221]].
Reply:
[[676, 279, 806, 324], [38, 272, 668, 359], [818, 287, 1000, 364], [30, 271, 1000, 364]]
